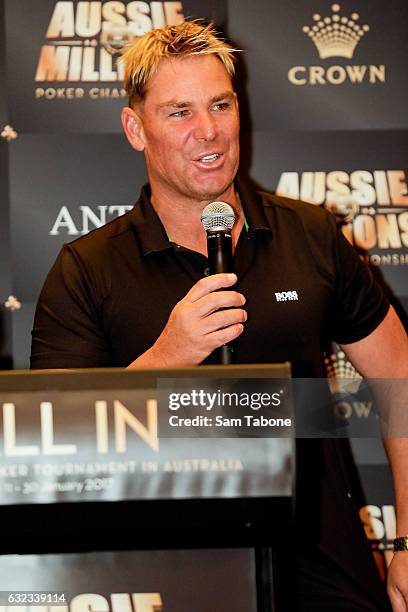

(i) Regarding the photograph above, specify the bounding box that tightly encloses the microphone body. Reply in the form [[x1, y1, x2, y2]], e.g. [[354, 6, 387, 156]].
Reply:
[[201, 202, 236, 365], [207, 231, 234, 275]]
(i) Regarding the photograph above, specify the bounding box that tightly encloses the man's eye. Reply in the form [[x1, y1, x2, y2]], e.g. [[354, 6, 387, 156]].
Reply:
[[170, 109, 189, 118], [212, 102, 230, 111]]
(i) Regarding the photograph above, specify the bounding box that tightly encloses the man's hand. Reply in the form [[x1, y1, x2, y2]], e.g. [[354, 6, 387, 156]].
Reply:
[[388, 553, 408, 611], [128, 273, 246, 368]]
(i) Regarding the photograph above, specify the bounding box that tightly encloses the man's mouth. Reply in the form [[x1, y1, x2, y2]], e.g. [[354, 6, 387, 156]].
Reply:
[[196, 153, 221, 163]]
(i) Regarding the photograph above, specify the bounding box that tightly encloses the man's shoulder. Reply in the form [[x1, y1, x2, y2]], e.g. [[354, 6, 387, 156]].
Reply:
[[258, 190, 330, 225], [256, 189, 338, 245], [64, 206, 136, 261]]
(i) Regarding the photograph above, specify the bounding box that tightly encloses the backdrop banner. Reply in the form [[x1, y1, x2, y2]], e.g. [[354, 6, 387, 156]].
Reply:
[[4, 0, 227, 133], [228, 0, 408, 132]]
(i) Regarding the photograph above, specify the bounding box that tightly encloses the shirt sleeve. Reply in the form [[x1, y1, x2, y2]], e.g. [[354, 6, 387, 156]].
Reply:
[[328, 225, 390, 345], [30, 244, 111, 369]]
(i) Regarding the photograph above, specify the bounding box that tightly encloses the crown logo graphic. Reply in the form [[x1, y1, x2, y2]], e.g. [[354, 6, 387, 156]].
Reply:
[[303, 4, 369, 59], [325, 347, 362, 394]]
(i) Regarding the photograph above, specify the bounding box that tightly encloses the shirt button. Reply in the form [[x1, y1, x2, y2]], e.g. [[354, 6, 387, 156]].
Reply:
[[204, 267, 210, 276]]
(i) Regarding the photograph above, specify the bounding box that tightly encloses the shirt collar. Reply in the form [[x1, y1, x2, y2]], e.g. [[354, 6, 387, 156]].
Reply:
[[130, 178, 273, 257], [130, 184, 172, 257], [235, 177, 273, 235]]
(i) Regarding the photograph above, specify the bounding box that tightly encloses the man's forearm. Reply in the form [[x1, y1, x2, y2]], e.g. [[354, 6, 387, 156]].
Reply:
[[384, 438, 408, 537], [127, 344, 171, 369]]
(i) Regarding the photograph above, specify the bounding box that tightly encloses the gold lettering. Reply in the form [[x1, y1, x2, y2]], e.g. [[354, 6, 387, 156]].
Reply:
[[382, 505, 396, 541], [345, 65, 367, 83], [276, 172, 299, 199], [300, 172, 325, 204], [288, 64, 385, 87], [35, 45, 70, 81], [288, 66, 306, 85], [388, 170, 408, 205], [326, 65, 346, 85], [151, 1, 166, 28], [3, 403, 40, 457], [35, 87, 84, 99], [76, 1, 101, 37], [111, 593, 132, 612], [114, 399, 159, 453], [99, 48, 117, 81], [369, 65, 385, 83], [132, 593, 163, 612], [376, 214, 402, 248], [350, 171, 376, 206], [71, 594, 109, 612], [95, 401, 109, 454], [326, 171, 350, 204], [309, 66, 325, 85], [40, 402, 77, 455], [88, 87, 126, 98], [46, 1, 75, 38], [398, 212, 408, 248], [81, 47, 99, 81], [102, 1, 127, 26], [359, 506, 385, 540], [68, 46, 82, 81], [380, 254, 392, 264], [127, 1, 153, 35], [353, 215, 376, 250], [373, 171, 391, 205]]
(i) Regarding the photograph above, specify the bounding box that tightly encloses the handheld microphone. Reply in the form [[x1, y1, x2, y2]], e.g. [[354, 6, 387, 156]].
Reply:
[[201, 201, 236, 365]]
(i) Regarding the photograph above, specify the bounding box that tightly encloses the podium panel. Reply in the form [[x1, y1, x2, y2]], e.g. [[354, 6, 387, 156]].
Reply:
[[0, 366, 294, 611], [0, 549, 258, 612]]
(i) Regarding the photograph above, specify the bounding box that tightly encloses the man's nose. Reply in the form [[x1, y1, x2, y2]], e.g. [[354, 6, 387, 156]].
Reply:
[[193, 111, 217, 141]]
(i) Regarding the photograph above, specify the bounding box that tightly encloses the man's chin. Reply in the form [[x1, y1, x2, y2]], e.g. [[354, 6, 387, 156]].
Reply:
[[187, 176, 236, 202]]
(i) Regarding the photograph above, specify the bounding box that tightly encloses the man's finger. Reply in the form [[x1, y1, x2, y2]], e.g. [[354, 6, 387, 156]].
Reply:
[[201, 307, 247, 334], [185, 273, 238, 303], [206, 323, 245, 348], [194, 290, 246, 317]]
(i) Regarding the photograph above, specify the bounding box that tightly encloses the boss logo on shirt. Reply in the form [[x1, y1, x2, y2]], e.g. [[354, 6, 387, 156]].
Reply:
[[275, 291, 299, 302]]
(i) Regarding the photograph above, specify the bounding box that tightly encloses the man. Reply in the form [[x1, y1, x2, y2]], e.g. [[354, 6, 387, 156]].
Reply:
[[31, 21, 408, 611]]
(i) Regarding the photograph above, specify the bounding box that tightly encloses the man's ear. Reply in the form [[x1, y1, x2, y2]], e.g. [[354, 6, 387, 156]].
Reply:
[[233, 92, 239, 114], [121, 106, 146, 151]]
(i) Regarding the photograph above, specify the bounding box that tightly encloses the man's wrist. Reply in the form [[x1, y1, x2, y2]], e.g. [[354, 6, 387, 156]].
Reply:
[[394, 536, 408, 552], [127, 344, 168, 369]]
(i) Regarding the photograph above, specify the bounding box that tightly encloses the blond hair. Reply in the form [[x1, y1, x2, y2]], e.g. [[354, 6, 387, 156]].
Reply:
[[121, 20, 238, 105]]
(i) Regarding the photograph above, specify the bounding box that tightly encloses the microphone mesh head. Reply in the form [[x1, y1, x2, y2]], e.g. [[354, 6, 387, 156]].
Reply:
[[201, 201, 236, 232]]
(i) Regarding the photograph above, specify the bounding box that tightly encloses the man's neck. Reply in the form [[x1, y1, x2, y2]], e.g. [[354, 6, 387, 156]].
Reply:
[[150, 184, 244, 256]]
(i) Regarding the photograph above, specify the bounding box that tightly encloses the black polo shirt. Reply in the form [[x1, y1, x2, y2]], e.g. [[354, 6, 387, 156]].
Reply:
[[31, 180, 389, 372], [30, 181, 391, 609]]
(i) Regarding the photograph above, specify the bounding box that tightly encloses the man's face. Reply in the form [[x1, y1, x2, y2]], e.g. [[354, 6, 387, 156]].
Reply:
[[128, 55, 240, 203]]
